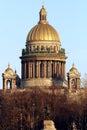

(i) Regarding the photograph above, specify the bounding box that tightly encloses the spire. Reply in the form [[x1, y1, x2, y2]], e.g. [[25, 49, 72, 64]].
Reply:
[[38, 6, 47, 24], [8, 63, 10, 68], [72, 63, 75, 68]]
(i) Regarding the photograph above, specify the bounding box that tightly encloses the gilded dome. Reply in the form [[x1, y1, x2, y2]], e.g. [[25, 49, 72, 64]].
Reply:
[[4, 64, 15, 74], [69, 64, 80, 75], [26, 6, 60, 42], [26, 24, 60, 42]]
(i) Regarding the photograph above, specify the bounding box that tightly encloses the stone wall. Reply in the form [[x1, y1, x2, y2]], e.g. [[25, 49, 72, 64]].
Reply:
[[21, 78, 53, 87]]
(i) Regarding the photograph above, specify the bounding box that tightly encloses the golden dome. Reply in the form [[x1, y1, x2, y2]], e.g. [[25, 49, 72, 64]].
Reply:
[[27, 24, 60, 41], [69, 64, 80, 74], [5, 64, 15, 74], [26, 6, 60, 42]]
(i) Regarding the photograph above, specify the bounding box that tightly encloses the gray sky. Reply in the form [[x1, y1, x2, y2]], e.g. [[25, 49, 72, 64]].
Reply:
[[0, 0, 87, 88]]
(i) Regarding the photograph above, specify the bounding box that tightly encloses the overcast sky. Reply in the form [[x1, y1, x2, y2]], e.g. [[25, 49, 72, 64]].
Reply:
[[0, 0, 87, 89]]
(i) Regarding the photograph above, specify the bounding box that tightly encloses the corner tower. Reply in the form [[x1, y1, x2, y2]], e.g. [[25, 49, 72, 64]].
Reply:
[[2, 64, 17, 90], [67, 64, 80, 90], [20, 6, 67, 88]]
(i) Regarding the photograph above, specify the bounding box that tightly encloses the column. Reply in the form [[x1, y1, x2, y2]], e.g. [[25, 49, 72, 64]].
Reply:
[[54, 61, 56, 74], [56, 62, 59, 78], [50, 61, 52, 77], [62, 62, 65, 79], [26, 62, 28, 79], [33, 61, 35, 78], [47, 61, 49, 78], [58, 62, 61, 76], [38, 61, 41, 78], [52, 61, 55, 77], [61, 62, 62, 78], [21, 63, 23, 79], [28, 62, 31, 78], [44, 61, 46, 78], [3, 78, 6, 90], [30, 62, 33, 78], [52, 62, 54, 77], [12, 79, 16, 89], [35, 61, 38, 78], [61, 62, 64, 78], [61, 62, 62, 77], [63, 62, 65, 79], [23, 62, 26, 79], [69, 78, 72, 90], [47, 61, 51, 78]]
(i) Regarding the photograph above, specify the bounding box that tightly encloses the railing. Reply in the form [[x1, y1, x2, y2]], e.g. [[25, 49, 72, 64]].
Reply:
[[22, 48, 65, 56]]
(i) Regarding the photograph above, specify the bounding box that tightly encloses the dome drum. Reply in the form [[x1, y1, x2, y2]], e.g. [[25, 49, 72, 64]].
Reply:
[[22, 41, 61, 56], [22, 47, 65, 57]]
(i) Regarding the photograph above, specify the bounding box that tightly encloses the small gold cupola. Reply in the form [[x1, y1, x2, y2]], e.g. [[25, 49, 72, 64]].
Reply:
[[2, 64, 17, 90], [39, 5, 47, 24]]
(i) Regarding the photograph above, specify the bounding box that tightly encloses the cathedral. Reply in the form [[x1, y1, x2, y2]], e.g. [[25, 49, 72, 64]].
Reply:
[[2, 6, 80, 91]]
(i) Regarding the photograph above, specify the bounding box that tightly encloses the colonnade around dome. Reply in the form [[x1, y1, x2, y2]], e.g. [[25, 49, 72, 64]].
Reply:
[[21, 60, 65, 80]]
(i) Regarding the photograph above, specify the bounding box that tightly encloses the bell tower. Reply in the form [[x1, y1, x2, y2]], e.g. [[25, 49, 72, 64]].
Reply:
[[2, 64, 17, 90], [67, 64, 80, 90]]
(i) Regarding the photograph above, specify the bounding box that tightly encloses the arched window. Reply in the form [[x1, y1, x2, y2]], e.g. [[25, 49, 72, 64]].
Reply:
[[33, 46, 35, 51], [71, 79, 76, 89], [41, 46, 45, 51], [37, 46, 40, 51], [40, 62, 44, 78], [7, 80, 11, 89]]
